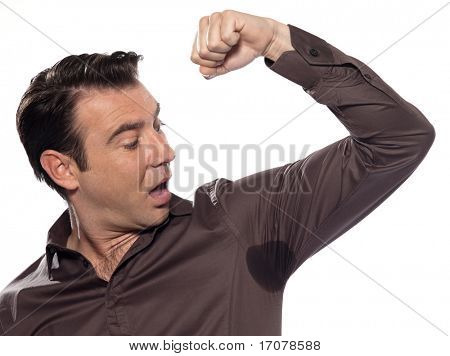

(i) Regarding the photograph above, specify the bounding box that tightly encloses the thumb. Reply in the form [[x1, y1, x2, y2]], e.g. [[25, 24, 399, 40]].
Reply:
[[200, 61, 228, 79]]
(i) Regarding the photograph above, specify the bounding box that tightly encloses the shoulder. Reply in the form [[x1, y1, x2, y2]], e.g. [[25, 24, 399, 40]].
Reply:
[[0, 254, 47, 335]]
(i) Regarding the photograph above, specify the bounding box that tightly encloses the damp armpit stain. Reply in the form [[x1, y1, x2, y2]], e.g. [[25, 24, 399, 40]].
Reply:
[[246, 241, 298, 293]]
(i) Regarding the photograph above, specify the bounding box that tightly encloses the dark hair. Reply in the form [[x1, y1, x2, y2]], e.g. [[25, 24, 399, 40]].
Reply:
[[16, 51, 144, 200]]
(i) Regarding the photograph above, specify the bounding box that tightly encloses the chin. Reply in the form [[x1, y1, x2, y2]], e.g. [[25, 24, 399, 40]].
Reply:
[[153, 208, 169, 223]]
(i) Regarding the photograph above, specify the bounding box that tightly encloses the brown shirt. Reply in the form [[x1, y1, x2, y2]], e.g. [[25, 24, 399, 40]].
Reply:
[[0, 24, 435, 336]]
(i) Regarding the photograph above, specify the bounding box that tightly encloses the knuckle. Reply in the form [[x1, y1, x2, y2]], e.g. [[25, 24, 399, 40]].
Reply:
[[207, 41, 220, 51], [190, 53, 198, 63], [209, 12, 221, 19], [221, 9, 234, 16], [221, 32, 235, 43], [198, 48, 209, 58]]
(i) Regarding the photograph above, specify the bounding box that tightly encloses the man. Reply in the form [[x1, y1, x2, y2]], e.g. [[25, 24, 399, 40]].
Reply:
[[0, 9, 434, 335]]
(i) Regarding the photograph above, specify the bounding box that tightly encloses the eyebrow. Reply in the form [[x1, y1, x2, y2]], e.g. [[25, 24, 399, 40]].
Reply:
[[106, 102, 160, 145]]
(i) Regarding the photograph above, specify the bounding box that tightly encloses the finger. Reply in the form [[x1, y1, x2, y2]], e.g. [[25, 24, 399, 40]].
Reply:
[[198, 16, 224, 62], [207, 12, 232, 54], [220, 11, 241, 47], [190, 32, 198, 62], [191, 33, 225, 67], [198, 63, 228, 78]]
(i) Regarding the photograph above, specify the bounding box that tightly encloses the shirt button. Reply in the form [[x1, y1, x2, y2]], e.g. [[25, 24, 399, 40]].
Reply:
[[309, 48, 319, 57], [48, 246, 56, 254], [364, 73, 372, 80], [82, 259, 90, 268]]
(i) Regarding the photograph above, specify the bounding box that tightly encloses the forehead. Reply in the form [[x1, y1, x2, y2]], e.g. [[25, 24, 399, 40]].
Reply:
[[74, 83, 157, 138]]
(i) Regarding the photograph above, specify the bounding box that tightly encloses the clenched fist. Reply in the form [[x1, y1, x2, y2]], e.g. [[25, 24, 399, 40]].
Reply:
[[190, 10, 294, 79]]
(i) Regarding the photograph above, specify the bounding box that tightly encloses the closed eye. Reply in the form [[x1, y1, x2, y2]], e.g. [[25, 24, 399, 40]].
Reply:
[[123, 121, 166, 150], [123, 139, 139, 150]]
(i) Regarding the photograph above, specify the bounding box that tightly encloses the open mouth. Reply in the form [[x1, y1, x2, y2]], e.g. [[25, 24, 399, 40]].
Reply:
[[148, 178, 171, 205], [151, 180, 168, 192], [148, 175, 171, 205]]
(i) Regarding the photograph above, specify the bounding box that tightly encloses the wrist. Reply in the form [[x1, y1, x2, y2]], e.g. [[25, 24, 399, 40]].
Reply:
[[262, 21, 295, 62]]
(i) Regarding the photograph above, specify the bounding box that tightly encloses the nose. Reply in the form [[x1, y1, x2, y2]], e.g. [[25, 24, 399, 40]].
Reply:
[[145, 132, 176, 168]]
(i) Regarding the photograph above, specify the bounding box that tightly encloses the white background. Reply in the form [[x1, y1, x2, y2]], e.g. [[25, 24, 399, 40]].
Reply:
[[0, 0, 448, 354]]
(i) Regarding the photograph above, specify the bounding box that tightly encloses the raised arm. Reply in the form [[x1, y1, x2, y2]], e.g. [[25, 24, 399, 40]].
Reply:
[[191, 10, 435, 289]]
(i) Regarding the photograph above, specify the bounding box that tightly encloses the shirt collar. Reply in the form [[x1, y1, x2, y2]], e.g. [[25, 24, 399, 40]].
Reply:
[[45, 192, 193, 277]]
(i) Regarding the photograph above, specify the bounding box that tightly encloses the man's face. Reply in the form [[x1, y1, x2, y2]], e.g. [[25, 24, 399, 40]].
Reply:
[[71, 82, 175, 231]]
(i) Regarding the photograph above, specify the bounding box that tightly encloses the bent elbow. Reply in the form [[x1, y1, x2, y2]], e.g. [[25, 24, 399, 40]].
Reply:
[[413, 120, 436, 161], [421, 121, 435, 151]]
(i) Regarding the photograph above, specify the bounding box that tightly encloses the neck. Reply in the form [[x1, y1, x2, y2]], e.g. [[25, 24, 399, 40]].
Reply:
[[66, 202, 140, 281]]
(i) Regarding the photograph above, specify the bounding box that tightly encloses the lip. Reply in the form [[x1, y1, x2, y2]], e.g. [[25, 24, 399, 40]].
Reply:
[[148, 186, 171, 206], [148, 175, 171, 205], [149, 175, 171, 192]]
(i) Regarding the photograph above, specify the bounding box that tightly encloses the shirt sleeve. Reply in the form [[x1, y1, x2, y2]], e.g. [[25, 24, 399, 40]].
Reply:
[[207, 24, 435, 289]]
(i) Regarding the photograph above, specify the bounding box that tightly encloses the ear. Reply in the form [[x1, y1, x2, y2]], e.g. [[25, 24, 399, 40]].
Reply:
[[40, 149, 80, 191]]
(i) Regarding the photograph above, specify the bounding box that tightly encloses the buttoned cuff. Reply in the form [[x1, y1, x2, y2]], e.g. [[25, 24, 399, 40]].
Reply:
[[264, 24, 337, 90]]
